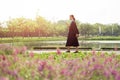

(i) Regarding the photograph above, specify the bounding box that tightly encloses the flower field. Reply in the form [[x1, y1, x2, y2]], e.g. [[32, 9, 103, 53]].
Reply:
[[0, 45, 120, 80]]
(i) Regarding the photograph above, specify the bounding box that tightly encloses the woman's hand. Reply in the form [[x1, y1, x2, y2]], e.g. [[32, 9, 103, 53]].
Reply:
[[76, 34, 79, 37]]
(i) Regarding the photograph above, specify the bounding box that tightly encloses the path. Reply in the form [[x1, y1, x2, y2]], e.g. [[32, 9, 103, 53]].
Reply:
[[28, 49, 120, 54]]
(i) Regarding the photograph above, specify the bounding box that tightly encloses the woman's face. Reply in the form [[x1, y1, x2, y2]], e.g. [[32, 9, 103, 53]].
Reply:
[[69, 16, 73, 20]]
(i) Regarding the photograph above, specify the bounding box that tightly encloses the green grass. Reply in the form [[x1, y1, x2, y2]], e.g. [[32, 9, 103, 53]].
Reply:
[[0, 36, 120, 43], [0, 37, 66, 43], [33, 52, 86, 60], [85, 36, 120, 40]]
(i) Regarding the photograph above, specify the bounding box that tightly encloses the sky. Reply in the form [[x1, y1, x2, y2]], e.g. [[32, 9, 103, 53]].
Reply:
[[0, 0, 120, 24]]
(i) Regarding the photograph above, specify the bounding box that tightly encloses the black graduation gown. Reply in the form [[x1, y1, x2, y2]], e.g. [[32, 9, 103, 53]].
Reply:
[[66, 21, 79, 47]]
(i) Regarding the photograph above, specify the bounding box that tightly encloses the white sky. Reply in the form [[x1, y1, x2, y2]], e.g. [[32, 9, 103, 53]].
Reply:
[[0, 0, 120, 24]]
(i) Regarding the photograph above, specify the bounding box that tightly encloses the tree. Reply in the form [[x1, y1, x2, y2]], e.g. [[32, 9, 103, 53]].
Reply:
[[79, 23, 93, 37], [0, 23, 3, 38], [111, 23, 120, 36], [35, 16, 50, 37]]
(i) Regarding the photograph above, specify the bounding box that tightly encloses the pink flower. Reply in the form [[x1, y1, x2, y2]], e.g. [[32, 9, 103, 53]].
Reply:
[[16, 77, 24, 80], [56, 48, 61, 55], [104, 70, 110, 79], [13, 48, 19, 55], [47, 65, 53, 71], [92, 50, 96, 55], [29, 51, 34, 58], [104, 57, 112, 64], [107, 57, 112, 62], [111, 70, 118, 77], [14, 56, 19, 62], [1, 55, 6, 61], [100, 52, 105, 57], [61, 69, 68, 76], [40, 61, 46, 66], [11, 69, 18, 77], [38, 61, 46, 72], [0, 77, 9, 80], [80, 71, 87, 76], [22, 46, 27, 53]]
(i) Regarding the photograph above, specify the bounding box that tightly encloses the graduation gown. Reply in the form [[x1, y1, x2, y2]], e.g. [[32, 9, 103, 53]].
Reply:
[[66, 21, 79, 47]]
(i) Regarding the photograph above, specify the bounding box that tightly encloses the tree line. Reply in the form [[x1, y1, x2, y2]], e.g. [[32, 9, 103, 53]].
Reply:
[[0, 16, 120, 38]]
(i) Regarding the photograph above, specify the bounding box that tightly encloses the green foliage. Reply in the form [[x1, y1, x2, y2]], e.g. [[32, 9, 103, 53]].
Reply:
[[0, 16, 120, 38], [1, 36, 120, 44]]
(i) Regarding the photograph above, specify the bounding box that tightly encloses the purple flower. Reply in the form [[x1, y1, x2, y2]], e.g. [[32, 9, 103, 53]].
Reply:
[[111, 70, 118, 77], [47, 65, 53, 71], [7, 70, 12, 75], [92, 57, 95, 62], [88, 61, 91, 66], [115, 74, 120, 80], [47, 73, 52, 79], [94, 64, 103, 70], [38, 65, 44, 72]]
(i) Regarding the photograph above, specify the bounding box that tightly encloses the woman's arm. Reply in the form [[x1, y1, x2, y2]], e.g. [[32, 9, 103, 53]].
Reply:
[[71, 21, 79, 37]]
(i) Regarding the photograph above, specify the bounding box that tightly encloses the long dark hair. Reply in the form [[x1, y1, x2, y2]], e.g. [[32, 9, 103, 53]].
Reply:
[[70, 15, 75, 21]]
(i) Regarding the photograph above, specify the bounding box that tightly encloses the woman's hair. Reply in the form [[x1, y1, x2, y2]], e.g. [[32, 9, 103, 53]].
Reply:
[[70, 15, 75, 21]]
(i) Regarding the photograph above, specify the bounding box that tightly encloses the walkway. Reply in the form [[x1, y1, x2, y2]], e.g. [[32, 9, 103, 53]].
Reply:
[[28, 49, 120, 54]]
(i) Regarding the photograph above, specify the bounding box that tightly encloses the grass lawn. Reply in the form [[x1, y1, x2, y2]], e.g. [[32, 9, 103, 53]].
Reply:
[[0, 36, 120, 43]]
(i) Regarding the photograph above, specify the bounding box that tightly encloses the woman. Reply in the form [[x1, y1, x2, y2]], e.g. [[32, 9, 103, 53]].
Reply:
[[66, 15, 79, 53]]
